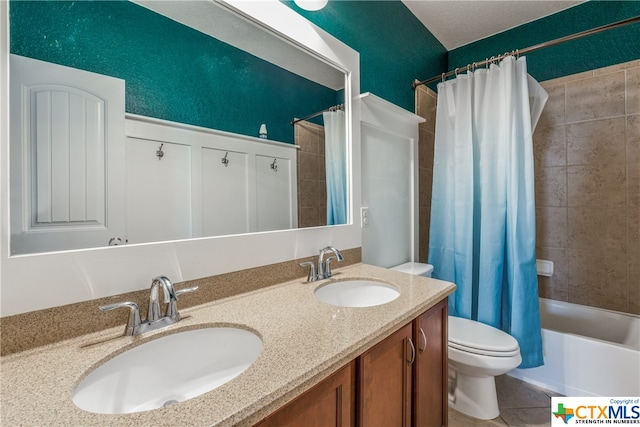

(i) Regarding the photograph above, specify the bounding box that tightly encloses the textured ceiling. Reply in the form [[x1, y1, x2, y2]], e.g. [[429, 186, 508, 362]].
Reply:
[[401, 1, 586, 50]]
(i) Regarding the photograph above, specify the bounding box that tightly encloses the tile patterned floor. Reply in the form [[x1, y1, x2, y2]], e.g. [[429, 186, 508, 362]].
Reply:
[[449, 375, 563, 427]]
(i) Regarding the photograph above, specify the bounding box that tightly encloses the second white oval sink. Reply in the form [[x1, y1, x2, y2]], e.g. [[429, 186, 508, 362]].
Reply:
[[314, 280, 400, 307], [72, 327, 262, 414]]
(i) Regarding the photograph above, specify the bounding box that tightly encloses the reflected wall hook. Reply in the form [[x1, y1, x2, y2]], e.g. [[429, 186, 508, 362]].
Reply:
[[156, 143, 164, 160], [221, 152, 230, 167], [270, 158, 278, 172]]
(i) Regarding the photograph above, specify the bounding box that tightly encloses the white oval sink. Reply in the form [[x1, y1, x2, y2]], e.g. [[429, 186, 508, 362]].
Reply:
[[314, 280, 400, 307], [72, 327, 262, 414]]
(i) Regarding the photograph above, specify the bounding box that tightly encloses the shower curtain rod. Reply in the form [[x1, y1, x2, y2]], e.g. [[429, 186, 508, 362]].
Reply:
[[290, 103, 344, 126], [412, 15, 640, 89]]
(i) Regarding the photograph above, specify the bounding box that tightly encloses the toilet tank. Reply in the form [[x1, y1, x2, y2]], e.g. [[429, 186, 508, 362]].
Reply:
[[390, 262, 433, 277]]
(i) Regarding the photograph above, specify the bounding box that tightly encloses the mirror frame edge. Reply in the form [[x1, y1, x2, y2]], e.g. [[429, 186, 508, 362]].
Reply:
[[0, 0, 362, 316]]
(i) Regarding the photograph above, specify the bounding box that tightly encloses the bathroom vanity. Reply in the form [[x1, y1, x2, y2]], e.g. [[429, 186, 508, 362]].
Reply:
[[255, 298, 448, 427], [0, 263, 454, 426]]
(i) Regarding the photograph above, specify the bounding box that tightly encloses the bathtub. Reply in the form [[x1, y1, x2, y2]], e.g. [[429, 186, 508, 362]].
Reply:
[[509, 298, 640, 397]]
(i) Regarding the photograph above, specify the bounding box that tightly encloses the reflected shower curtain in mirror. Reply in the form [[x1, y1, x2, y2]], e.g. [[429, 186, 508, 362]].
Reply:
[[324, 110, 346, 225], [428, 56, 547, 368]]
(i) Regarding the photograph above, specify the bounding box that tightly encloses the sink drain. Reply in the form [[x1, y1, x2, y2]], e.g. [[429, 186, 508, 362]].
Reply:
[[162, 399, 179, 408]]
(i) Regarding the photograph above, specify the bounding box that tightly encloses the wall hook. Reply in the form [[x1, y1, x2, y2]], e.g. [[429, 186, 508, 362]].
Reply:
[[156, 143, 164, 160], [221, 152, 230, 167], [270, 158, 278, 172]]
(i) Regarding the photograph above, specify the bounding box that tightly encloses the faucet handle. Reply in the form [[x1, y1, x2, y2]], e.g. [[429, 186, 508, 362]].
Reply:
[[99, 301, 141, 336], [175, 286, 198, 298], [324, 256, 338, 278], [299, 261, 317, 282], [166, 286, 198, 319]]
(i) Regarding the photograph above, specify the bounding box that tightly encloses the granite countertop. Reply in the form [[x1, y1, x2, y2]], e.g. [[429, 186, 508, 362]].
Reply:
[[0, 263, 455, 426]]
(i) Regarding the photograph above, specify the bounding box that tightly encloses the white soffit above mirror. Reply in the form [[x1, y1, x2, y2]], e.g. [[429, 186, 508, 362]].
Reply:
[[134, 0, 345, 90]]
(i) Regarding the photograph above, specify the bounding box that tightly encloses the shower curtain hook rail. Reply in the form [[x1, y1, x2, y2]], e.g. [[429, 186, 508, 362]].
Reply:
[[290, 103, 344, 126], [412, 15, 640, 90]]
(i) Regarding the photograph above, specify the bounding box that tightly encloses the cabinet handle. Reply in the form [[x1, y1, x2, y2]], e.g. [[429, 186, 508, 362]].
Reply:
[[419, 327, 427, 353], [407, 338, 416, 365]]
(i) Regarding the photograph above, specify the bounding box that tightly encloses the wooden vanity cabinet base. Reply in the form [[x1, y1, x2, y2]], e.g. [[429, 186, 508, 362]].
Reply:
[[413, 298, 448, 427], [253, 299, 448, 427], [254, 361, 356, 427], [358, 323, 413, 427]]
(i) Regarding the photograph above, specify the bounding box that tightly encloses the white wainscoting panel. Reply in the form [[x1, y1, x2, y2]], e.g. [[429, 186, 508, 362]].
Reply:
[[202, 147, 250, 236], [124, 114, 298, 241], [126, 138, 192, 244], [256, 155, 294, 232]]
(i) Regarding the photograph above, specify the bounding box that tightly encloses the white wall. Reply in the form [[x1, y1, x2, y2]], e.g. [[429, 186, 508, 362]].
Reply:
[[359, 93, 425, 268]]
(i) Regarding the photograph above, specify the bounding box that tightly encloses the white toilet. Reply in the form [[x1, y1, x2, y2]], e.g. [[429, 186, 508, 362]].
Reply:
[[389, 262, 522, 421], [448, 316, 522, 420]]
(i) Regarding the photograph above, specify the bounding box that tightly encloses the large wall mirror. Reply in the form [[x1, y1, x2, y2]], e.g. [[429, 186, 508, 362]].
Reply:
[[0, 0, 362, 316], [8, 0, 349, 255]]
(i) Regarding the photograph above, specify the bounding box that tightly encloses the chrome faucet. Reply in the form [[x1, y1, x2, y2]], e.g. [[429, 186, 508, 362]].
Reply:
[[99, 275, 198, 336], [318, 246, 344, 279], [148, 275, 178, 322], [300, 246, 344, 282]]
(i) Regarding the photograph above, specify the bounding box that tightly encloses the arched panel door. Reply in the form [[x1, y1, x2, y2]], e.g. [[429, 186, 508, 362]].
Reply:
[[10, 55, 125, 254]]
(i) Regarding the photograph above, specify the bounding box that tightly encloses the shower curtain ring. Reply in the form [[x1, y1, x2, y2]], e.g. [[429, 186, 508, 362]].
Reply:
[[441, 72, 446, 82], [515, 48, 520, 59], [454, 67, 459, 77]]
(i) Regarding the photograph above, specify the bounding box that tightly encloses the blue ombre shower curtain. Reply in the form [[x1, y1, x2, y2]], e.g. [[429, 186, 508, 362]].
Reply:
[[428, 56, 548, 368], [324, 110, 347, 225]]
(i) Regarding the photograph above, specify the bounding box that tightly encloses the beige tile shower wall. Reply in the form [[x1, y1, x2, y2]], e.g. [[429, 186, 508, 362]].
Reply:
[[415, 85, 438, 263], [535, 59, 640, 315], [294, 121, 327, 228]]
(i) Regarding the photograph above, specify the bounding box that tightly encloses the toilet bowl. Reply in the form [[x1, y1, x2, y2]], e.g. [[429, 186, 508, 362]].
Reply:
[[448, 315, 522, 420]]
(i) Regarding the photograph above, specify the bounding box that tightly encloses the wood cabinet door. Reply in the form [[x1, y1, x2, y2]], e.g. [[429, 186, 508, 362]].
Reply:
[[254, 361, 355, 427], [358, 323, 413, 427], [413, 299, 448, 427]]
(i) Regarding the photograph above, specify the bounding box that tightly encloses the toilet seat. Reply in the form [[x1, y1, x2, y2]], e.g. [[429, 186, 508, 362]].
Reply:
[[448, 316, 520, 357]]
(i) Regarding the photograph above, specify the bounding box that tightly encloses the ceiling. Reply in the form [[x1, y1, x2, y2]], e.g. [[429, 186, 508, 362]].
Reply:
[[401, 1, 586, 50]]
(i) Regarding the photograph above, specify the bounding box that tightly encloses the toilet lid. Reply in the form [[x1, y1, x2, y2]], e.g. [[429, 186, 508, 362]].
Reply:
[[448, 316, 520, 357], [391, 262, 434, 276]]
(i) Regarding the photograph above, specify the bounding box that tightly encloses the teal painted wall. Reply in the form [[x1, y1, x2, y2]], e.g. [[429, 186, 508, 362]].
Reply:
[[9, 1, 339, 144], [283, 0, 447, 112], [449, 1, 640, 82]]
